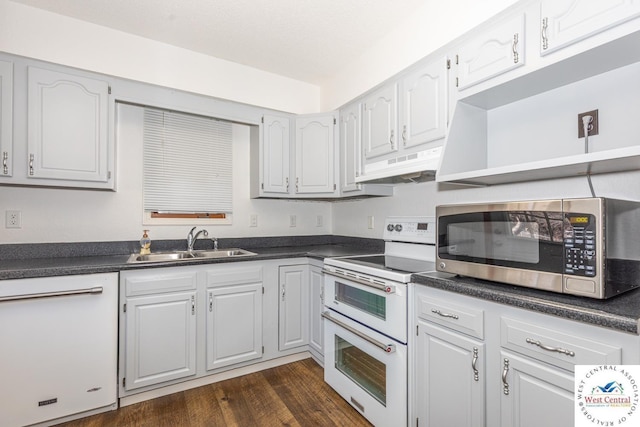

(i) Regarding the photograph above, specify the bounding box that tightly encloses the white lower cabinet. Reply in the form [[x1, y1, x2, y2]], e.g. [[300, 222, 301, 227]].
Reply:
[[308, 263, 324, 363], [278, 264, 309, 351], [124, 290, 197, 390], [411, 285, 639, 427], [206, 280, 263, 370]]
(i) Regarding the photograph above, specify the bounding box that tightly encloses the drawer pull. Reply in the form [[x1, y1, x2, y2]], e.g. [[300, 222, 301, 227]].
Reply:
[[526, 338, 575, 357], [502, 358, 510, 395], [431, 309, 459, 320], [472, 347, 479, 382]]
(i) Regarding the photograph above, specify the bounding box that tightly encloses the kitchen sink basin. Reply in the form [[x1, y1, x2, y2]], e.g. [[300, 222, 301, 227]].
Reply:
[[127, 248, 257, 263]]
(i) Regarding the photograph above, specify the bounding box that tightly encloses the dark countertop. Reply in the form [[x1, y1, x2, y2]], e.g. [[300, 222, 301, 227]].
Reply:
[[0, 244, 378, 281], [412, 272, 640, 335]]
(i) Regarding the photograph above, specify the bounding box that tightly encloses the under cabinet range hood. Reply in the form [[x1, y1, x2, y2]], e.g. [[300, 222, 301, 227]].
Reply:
[[356, 146, 443, 184]]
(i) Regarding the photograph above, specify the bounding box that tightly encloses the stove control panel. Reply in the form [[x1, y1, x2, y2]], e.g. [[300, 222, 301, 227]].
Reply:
[[383, 216, 435, 244]]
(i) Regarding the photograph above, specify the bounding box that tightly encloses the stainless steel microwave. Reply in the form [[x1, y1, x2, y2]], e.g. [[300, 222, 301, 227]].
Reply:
[[436, 198, 640, 299]]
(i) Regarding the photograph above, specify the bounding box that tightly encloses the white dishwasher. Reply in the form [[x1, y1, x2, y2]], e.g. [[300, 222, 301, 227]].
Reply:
[[0, 272, 118, 427]]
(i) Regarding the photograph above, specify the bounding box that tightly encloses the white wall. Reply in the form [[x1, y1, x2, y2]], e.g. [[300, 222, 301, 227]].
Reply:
[[0, 0, 321, 114], [1, 103, 332, 244], [332, 171, 640, 238]]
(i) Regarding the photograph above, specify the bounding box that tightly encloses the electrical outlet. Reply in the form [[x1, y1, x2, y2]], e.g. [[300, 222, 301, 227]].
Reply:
[[316, 215, 323, 227], [578, 110, 599, 138], [6, 210, 22, 229], [289, 215, 297, 227], [250, 214, 258, 227]]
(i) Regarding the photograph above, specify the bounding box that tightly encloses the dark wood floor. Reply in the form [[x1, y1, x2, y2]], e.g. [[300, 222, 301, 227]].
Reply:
[[56, 358, 372, 427]]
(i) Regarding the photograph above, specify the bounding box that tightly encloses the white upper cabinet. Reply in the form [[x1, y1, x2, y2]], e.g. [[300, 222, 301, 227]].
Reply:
[[260, 114, 291, 195], [27, 66, 111, 186], [400, 56, 448, 149], [0, 60, 12, 179], [362, 83, 398, 160], [339, 102, 362, 193], [456, 13, 526, 91], [540, 0, 640, 55], [294, 113, 338, 195]]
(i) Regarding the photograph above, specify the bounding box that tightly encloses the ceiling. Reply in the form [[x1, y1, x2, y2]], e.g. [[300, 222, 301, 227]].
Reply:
[[11, 0, 426, 85]]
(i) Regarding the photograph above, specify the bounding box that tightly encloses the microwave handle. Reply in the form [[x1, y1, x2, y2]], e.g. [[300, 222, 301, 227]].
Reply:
[[322, 269, 396, 294], [322, 311, 396, 354]]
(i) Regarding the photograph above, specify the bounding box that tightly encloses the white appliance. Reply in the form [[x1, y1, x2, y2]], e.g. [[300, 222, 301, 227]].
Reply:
[[322, 216, 436, 427], [0, 273, 118, 427]]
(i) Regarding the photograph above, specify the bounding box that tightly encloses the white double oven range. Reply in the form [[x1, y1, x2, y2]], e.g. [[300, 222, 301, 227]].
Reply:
[[322, 216, 436, 426]]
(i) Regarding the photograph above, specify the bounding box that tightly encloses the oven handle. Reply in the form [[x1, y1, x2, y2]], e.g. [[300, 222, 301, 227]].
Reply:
[[322, 311, 396, 354], [322, 269, 396, 294]]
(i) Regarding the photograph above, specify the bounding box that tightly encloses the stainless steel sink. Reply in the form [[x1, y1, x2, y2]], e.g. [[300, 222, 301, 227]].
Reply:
[[127, 248, 257, 263]]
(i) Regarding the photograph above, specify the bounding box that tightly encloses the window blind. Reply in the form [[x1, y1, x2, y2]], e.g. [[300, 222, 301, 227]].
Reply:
[[143, 108, 233, 213]]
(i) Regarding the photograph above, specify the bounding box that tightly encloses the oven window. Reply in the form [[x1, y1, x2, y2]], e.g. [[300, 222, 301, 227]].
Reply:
[[335, 335, 386, 406], [336, 281, 385, 320]]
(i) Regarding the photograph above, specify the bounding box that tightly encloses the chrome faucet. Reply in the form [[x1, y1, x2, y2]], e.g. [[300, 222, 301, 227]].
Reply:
[[187, 227, 208, 251]]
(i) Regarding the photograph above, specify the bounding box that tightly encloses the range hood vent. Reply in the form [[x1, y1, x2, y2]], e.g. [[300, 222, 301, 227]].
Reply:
[[356, 146, 442, 184]]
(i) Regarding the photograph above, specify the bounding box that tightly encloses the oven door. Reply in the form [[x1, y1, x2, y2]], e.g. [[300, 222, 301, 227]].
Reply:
[[323, 310, 407, 427], [323, 268, 407, 343]]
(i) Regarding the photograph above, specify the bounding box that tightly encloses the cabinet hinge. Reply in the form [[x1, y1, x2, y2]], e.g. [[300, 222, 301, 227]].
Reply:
[[261, 116, 264, 124], [416, 417, 419, 427], [333, 118, 337, 125], [108, 86, 112, 95], [333, 183, 336, 191], [262, 346, 265, 354], [416, 325, 419, 336], [446, 59, 451, 70], [262, 287, 265, 294], [122, 377, 126, 388], [123, 303, 126, 313], [456, 54, 459, 65], [456, 77, 459, 88], [261, 183, 264, 190], [107, 171, 112, 180]]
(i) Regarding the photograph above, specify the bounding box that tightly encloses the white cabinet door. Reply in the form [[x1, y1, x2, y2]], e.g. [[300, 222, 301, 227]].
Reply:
[[27, 67, 111, 184], [308, 265, 324, 359], [362, 83, 398, 160], [261, 114, 291, 194], [124, 291, 197, 390], [339, 102, 362, 193], [206, 283, 263, 370], [500, 351, 574, 427], [416, 320, 485, 427], [457, 14, 525, 90], [295, 114, 336, 194], [279, 265, 309, 351], [0, 60, 12, 179], [400, 56, 448, 149], [540, 0, 640, 55]]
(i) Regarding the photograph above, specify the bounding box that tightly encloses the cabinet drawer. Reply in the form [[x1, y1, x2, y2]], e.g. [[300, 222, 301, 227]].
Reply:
[[205, 265, 263, 288], [416, 294, 484, 339], [501, 317, 621, 371], [123, 270, 198, 296]]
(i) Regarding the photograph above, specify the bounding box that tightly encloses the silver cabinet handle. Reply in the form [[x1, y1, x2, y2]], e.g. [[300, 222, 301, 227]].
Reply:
[[526, 338, 575, 357], [389, 129, 395, 148], [286, 177, 289, 192], [512, 33, 519, 63], [502, 358, 510, 395], [2, 151, 7, 175], [472, 347, 479, 382], [542, 17, 549, 50], [281, 284, 286, 301], [29, 153, 35, 176], [295, 177, 299, 193], [0, 286, 103, 302], [191, 295, 195, 315], [322, 268, 396, 294], [431, 309, 459, 319], [209, 293, 213, 312], [402, 125, 407, 146], [322, 311, 395, 353]]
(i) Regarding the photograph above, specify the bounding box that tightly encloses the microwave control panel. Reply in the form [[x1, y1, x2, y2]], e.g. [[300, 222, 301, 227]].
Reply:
[[563, 213, 596, 277]]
